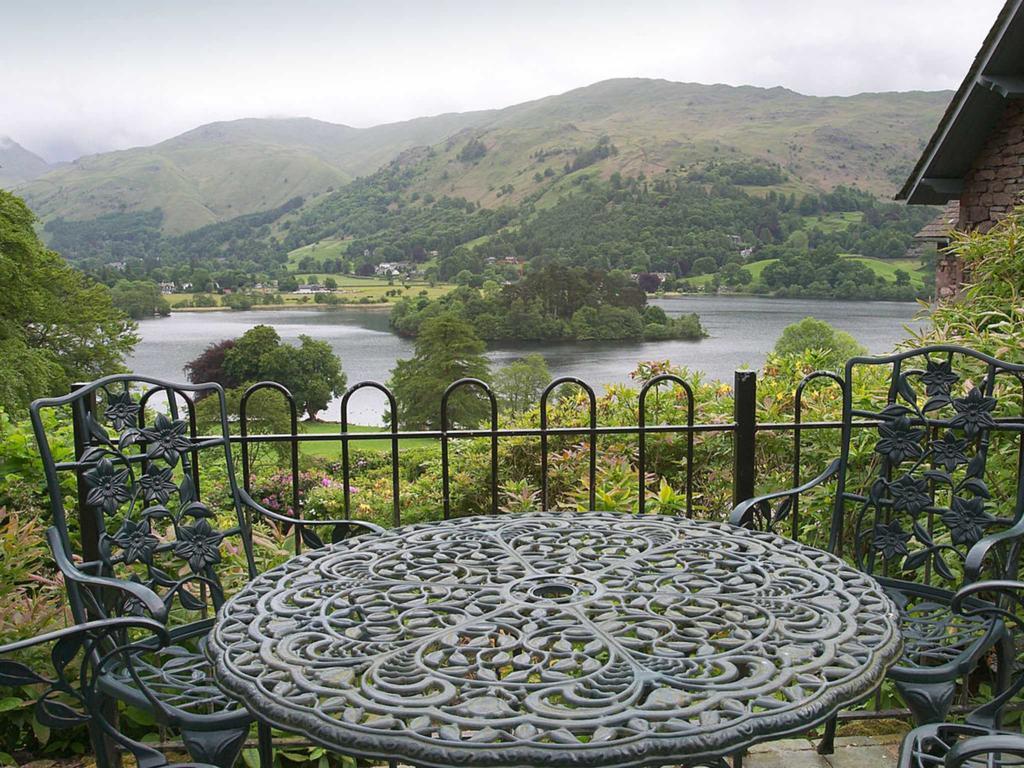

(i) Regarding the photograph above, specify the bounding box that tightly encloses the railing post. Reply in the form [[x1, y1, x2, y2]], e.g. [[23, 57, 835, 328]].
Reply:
[[733, 370, 757, 508], [70, 382, 102, 564]]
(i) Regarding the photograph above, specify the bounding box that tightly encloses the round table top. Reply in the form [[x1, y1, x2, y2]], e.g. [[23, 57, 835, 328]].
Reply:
[[209, 512, 901, 768]]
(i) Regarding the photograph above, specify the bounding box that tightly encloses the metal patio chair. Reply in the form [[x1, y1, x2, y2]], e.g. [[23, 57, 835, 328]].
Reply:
[[898, 579, 1024, 768], [0, 616, 217, 768], [30, 375, 381, 767], [732, 346, 1024, 749]]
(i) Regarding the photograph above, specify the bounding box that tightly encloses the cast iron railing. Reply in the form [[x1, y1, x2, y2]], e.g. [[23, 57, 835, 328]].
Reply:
[[68, 368, 862, 558]]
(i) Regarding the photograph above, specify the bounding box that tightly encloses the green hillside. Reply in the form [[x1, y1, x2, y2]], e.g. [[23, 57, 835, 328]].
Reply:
[[18, 115, 495, 235], [17, 79, 950, 237]]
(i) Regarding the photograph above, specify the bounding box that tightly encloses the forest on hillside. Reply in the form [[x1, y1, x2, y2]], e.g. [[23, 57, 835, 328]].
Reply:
[[40, 154, 936, 303]]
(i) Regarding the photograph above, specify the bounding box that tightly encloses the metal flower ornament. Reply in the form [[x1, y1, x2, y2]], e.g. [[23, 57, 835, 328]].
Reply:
[[857, 358, 1005, 583], [80, 384, 229, 617]]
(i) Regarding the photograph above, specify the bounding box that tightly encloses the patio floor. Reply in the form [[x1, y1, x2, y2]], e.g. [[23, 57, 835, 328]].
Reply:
[[746, 734, 901, 767], [15, 735, 903, 768]]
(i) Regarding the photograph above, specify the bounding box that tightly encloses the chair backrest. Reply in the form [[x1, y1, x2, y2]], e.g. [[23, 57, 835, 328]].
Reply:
[[832, 346, 1024, 587], [0, 616, 213, 768], [30, 376, 256, 625]]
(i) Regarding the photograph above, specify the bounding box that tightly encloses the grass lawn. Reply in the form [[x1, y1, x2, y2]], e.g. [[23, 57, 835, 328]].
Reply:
[[167, 279, 452, 310], [299, 422, 434, 457], [286, 238, 351, 269], [801, 211, 864, 233]]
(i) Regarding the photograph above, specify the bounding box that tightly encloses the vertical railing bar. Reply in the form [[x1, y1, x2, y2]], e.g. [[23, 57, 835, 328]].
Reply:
[[540, 379, 596, 511], [491, 395, 500, 516], [70, 384, 101, 565], [686, 383, 694, 517], [242, 383, 300, 551], [441, 388, 452, 520], [588, 388, 597, 512], [540, 391, 550, 510], [792, 372, 845, 542], [182, 392, 202, 498], [338, 383, 400, 525], [638, 385, 647, 515], [638, 375, 694, 516], [441, 379, 497, 517], [390, 393, 401, 527], [732, 370, 757, 508], [341, 394, 352, 521]]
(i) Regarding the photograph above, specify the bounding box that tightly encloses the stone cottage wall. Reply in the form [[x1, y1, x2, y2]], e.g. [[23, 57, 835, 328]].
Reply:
[[939, 100, 1024, 297]]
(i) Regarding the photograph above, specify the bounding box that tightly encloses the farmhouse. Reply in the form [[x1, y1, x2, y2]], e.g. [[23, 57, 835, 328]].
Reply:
[[898, 0, 1024, 295]]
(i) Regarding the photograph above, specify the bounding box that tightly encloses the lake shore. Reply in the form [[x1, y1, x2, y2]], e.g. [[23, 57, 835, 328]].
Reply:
[[129, 297, 925, 425]]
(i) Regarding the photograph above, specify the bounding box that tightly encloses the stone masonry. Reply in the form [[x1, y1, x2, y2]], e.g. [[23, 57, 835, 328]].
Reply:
[[939, 99, 1024, 296]]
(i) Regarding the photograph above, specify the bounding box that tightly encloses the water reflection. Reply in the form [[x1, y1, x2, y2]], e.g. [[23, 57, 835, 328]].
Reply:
[[128, 297, 925, 425]]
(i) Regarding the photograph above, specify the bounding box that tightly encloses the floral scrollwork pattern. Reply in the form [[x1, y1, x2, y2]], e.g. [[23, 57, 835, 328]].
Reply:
[[854, 356, 1016, 589], [78, 386, 231, 619], [210, 512, 901, 768]]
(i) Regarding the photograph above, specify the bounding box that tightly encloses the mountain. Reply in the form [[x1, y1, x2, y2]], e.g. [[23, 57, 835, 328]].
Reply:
[[389, 79, 949, 210], [18, 79, 950, 236], [18, 114, 494, 234], [0, 137, 51, 186]]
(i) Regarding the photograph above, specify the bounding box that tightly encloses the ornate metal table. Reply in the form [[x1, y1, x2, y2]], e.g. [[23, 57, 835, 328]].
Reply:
[[208, 512, 902, 768]]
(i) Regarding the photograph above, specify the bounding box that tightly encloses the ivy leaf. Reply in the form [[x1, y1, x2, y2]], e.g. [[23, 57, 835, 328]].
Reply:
[[181, 501, 214, 519], [961, 477, 991, 498], [0, 661, 45, 687], [923, 470, 952, 485], [966, 453, 986, 479], [774, 496, 793, 523], [177, 587, 206, 612], [904, 548, 932, 571], [912, 521, 934, 547], [868, 478, 888, 505], [897, 375, 919, 406], [933, 553, 956, 581], [35, 697, 88, 729], [85, 414, 111, 445], [50, 635, 83, 675], [301, 527, 325, 550], [179, 475, 196, 504]]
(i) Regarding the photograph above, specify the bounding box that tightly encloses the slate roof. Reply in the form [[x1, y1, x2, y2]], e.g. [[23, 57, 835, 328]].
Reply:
[[897, 0, 1024, 204]]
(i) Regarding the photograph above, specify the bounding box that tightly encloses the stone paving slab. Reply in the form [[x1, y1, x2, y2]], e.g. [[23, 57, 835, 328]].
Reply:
[[747, 735, 901, 768]]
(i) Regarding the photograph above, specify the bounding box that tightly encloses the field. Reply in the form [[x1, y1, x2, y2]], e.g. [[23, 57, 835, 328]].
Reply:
[[299, 422, 433, 457], [801, 211, 865, 232], [286, 238, 351, 269], [166, 276, 451, 310], [681, 255, 926, 291]]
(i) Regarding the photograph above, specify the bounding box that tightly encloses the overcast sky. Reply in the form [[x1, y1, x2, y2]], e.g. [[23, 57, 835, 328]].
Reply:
[[1, 0, 1005, 162]]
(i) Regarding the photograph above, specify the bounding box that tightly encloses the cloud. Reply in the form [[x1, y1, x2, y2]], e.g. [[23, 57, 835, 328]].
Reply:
[[0, 0, 1004, 161]]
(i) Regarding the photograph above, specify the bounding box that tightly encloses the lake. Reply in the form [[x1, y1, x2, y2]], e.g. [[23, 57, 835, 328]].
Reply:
[[128, 296, 926, 424]]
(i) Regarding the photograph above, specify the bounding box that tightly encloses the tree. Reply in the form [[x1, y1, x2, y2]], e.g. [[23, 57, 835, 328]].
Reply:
[[110, 280, 171, 319], [323, 276, 338, 291], [388, 312, 492, 429], [262, 336, 345, 420], [0, 190, 137, 411], [494, 354, 551, 414], [223, 325, 346, 419], [773, 317, 866, 369], [636, 272, 662, 292], [184, 339, 238, 391]]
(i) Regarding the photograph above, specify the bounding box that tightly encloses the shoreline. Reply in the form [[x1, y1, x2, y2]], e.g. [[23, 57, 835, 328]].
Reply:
[[166, 293, 922, 315]]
